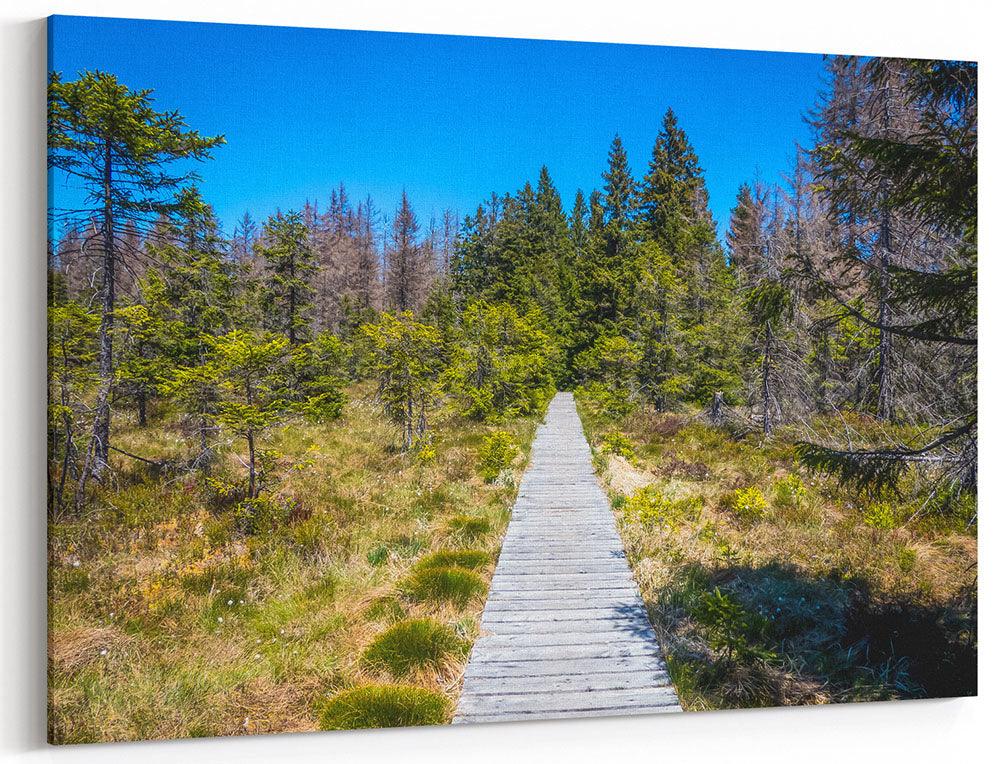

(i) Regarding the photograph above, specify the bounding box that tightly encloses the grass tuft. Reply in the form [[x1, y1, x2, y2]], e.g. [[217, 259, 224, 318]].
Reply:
[[412, 549, 490, 573], [400, 566, 487, 607], [318, 684, 450, 730], [446, 514, 492, 539], [362, 618, 469, 677]]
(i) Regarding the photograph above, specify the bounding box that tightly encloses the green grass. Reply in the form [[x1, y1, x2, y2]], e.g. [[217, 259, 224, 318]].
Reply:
[[400, 566, 488, 607], [362, 618, 469, 677], [446, 514, 493, 540], [575, 388, 977, 711], [412, 549, 491, 573], [319, 684, 451, 730], [47, 383, 543, 742]]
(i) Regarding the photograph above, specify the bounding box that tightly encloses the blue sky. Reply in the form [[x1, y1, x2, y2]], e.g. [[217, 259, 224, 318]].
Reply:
[[48, 15, 827, 239]]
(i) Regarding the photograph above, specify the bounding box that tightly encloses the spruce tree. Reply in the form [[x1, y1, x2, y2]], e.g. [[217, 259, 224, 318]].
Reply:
[[257, 211, 317, 345], [48, 70, 223, 488]]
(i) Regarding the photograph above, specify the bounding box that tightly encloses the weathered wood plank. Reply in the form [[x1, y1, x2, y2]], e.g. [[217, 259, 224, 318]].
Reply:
[[454, 392, 680, 725]]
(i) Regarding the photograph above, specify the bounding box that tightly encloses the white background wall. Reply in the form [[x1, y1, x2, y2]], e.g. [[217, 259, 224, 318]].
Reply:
[[2, 1, 994, 761]]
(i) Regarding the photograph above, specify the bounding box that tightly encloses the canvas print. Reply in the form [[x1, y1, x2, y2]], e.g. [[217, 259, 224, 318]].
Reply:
[[46, 14, 977, 744]]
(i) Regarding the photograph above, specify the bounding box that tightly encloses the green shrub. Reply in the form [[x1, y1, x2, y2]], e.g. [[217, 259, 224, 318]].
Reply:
[[477, 431, 517, 483], [446, 514, 492, 540], [691, 587, 775, 664], [722, 486, 767, 523], [234, 496, 290, 535], [319, 684, 450, 730], [601, 431, 636, 461], [362, 618, 469, 677], [623, 486, 702, 528], [862, 501, 897, 531], [401, 566, 487, 607], [412, 549, 490, 573], [773, 474, 806, 508], [897, 546, 917, 573], [414, 437, 436, 465]]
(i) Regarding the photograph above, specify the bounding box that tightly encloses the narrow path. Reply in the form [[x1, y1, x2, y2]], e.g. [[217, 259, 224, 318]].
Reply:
[[454, 392, 680, 724]]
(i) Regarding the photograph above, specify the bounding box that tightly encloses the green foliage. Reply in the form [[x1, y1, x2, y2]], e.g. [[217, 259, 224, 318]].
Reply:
[[257, 211, 316, 345], [622, 486, 702, 528], [361, 618, 468, 677], [691, 587, 776, 665], [318, 685, 450, 730], [454, 300, 556, 420], [773, 474, 806, 509], [721, 486, 768, 523], [360, 312, 445, 450], [897, 546, 917, 573], [400, 566, 487, 607], [574, 336, 641, 414], [477, 430, 517, 483], [366, 545, 389, 567], [601, 431, 635, 461], [862, 501, 897, 531]]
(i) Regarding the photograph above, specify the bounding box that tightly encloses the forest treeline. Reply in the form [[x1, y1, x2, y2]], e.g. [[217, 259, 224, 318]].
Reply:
[[48, 57, 977, 520]]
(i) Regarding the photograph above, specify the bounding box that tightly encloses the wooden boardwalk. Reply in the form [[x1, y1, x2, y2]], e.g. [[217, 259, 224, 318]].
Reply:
[[454, 392, 681, 724]]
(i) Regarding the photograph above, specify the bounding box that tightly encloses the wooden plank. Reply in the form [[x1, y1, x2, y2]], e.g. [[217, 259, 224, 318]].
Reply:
[[454, 392, 681, 724]]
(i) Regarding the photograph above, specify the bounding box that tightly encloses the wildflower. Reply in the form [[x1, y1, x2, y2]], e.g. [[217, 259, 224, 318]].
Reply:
[[227, 599, 234, 606], [99, 648, 108, 656], [217, 616, 223, 623], [72, 560, 80, 568]]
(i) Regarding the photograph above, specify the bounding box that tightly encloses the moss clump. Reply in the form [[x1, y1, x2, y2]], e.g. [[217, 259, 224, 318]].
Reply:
[[401, 566, 487, 607], [319, 684, 450, 730], [362, 618, 468, 677]]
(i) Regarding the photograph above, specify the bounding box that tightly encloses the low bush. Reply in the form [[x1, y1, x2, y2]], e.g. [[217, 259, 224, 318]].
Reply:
[[477, 431, 517, 483], [721, 486, 768, 523], [362, 618, 468, 677], [773, 474, 806, 509], [601, 431, 636, 461], [622, 486, 702, 528], [400, 566, 487, 607], [862, 501, 897, 531], [691, 587, 775, 665], [318, 684, 450, 729]]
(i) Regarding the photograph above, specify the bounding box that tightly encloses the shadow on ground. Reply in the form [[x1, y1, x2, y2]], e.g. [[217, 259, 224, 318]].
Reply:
[[646, 561, 976, 708]]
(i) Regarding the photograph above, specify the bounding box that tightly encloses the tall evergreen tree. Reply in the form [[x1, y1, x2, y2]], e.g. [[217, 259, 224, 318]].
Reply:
[[257, 211, 316, 345], [47, 70, 223, 490]]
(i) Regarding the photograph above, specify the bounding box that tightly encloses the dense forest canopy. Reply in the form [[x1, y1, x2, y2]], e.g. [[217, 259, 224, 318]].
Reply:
[[48, 56, 976, 520]]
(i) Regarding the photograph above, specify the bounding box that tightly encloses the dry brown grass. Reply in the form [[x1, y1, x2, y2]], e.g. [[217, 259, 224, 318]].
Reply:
[[577, 393, 977, 709], [47, 387, 543, 743]]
